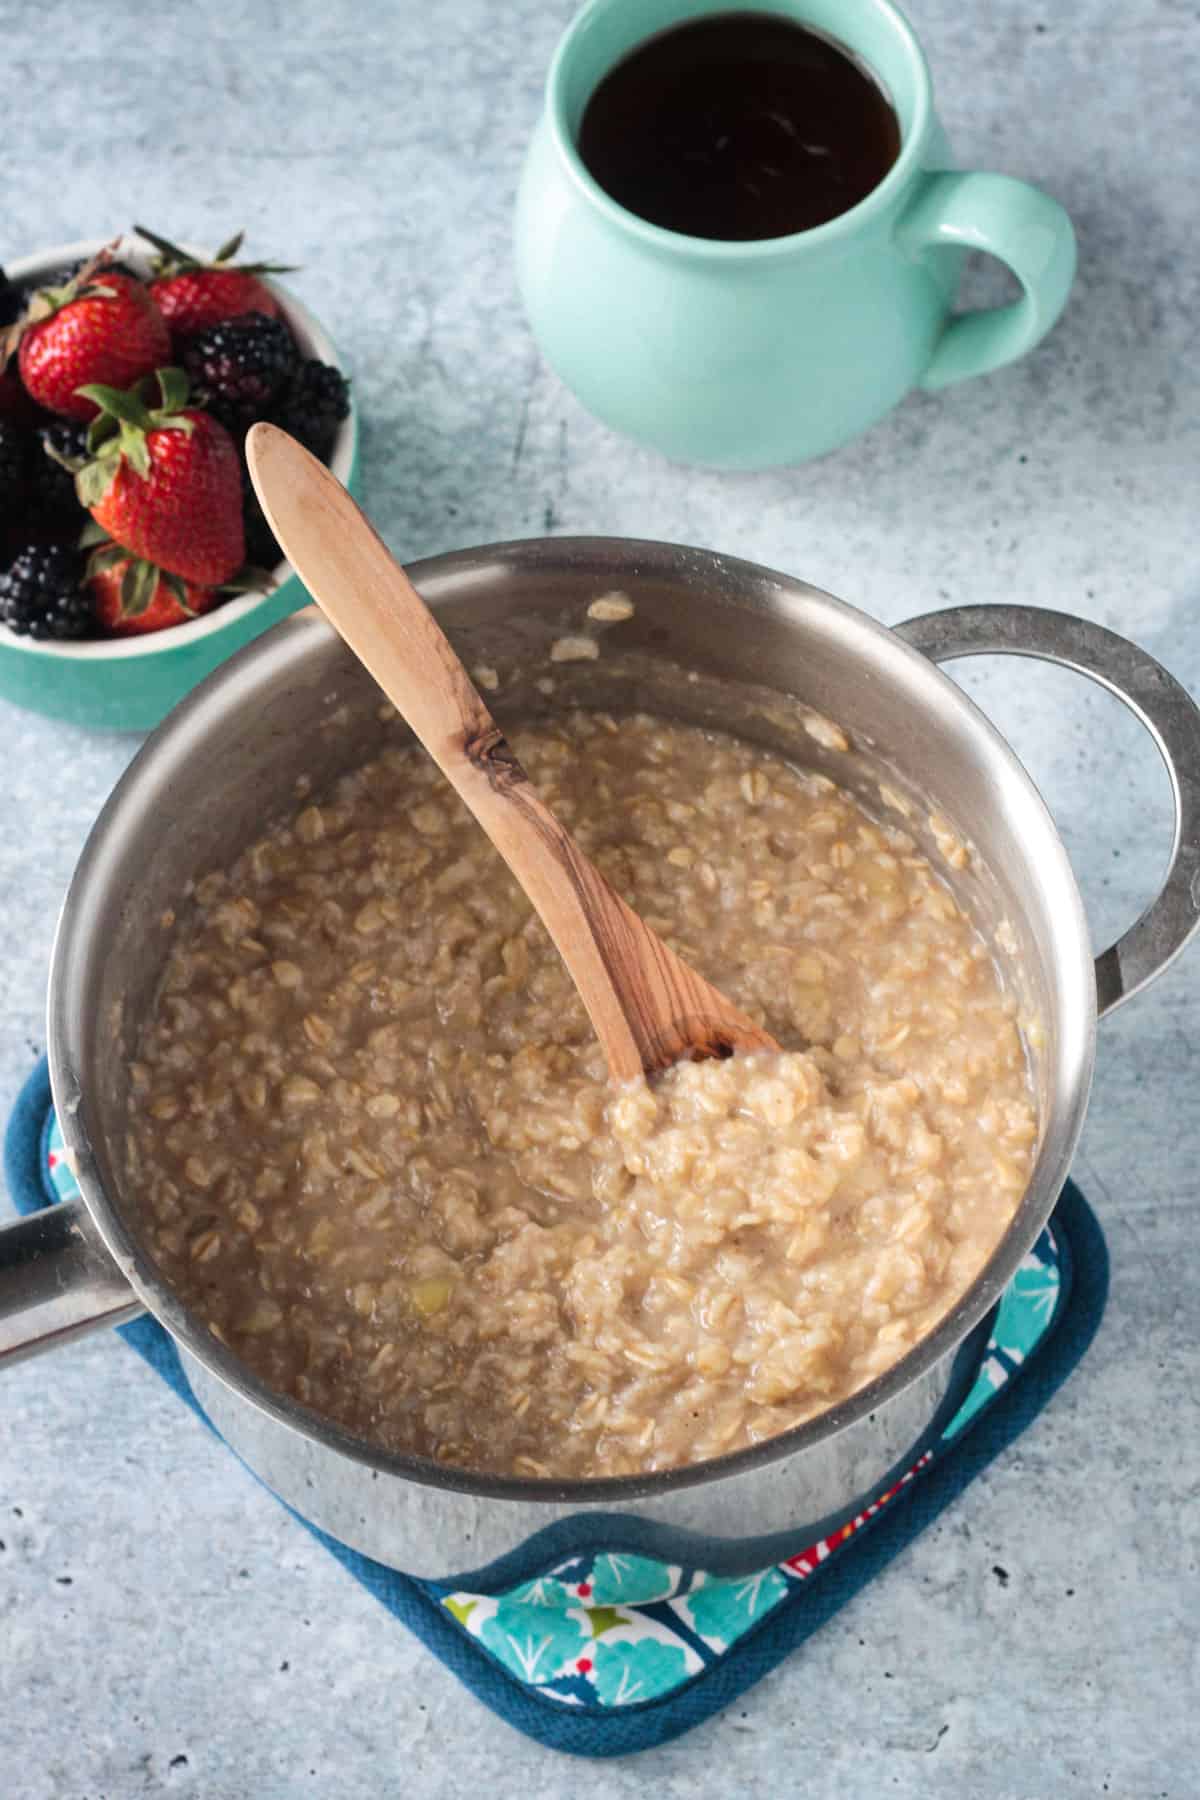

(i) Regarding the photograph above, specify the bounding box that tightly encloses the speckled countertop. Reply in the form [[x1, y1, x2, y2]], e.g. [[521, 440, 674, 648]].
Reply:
[[2, 1, 1197, 1794]]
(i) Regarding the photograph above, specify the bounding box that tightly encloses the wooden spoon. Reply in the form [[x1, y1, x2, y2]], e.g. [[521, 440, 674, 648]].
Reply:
[[245, 424, 779, 1084]]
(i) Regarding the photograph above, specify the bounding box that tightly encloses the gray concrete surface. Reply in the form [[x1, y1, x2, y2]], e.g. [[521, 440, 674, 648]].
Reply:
[[1, 0, 1197, 1794]]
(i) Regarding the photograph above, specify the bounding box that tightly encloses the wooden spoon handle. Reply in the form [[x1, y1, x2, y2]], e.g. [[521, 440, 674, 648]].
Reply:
[[245, 425, 776, 1082]]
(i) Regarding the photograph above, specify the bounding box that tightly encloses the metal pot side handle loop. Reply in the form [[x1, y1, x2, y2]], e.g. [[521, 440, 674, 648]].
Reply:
[[894, 604, 1200, 1019], [0, 1197, 143, 1367]]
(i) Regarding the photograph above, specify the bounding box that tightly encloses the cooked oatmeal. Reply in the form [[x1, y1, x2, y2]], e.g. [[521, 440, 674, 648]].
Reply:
[[126, 711, 1036, 1478]]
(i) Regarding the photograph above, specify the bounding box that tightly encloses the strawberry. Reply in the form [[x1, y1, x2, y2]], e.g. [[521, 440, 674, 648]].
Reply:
[[75, 368, 245, 585], [87, 547, 218, 637], [136, 227, 293, 340], [7, 265, 170, 421]]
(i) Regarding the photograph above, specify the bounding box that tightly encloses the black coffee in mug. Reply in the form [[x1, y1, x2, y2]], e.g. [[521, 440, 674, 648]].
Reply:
[[578, 11, 901, 241]]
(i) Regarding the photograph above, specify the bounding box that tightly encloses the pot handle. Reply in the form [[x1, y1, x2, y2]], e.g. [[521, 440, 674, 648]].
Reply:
[[0, 1198, 143, 1367], [893, 604, 1200, 1018]]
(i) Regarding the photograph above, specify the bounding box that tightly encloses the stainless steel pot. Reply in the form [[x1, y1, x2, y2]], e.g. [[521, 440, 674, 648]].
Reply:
[[3, 538, 1198, 1581]]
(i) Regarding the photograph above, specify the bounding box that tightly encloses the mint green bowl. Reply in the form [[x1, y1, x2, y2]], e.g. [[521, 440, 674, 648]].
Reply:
[[0, 236, 360, 732]]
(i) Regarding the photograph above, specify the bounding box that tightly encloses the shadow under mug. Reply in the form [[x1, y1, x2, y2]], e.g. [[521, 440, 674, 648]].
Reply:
[[515, 0, 1077, 469]]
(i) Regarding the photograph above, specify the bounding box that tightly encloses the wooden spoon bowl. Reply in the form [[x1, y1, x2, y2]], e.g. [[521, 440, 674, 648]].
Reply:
[[246, 424, 779, 1084]]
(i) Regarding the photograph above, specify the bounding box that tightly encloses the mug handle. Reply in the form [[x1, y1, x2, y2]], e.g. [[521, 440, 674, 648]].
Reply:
[[894, 605, 1200, 1018], [897, 172, 1077, 391]]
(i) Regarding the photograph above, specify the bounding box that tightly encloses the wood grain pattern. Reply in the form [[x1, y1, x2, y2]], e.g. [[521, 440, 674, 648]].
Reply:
[[245, 424, 779, 1083]]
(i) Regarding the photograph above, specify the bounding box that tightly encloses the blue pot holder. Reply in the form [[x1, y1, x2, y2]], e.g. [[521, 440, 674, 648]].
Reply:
[[5, 1055, 1107, 1757]]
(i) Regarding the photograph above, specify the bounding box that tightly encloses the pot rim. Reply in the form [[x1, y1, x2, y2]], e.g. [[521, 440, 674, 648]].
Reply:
[[48, 536, 1096, 1504]]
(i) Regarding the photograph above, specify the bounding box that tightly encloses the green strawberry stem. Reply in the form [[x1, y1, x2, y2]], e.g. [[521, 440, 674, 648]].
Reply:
[[223, 565, 275, 594], [86, 543, 128, 574], [0, 244, 124, 363], [44, 437, 90, 475], [76, 368, 194, 501], [77, 517, 113, 549], [132, 224, 296, 278], [133, 224, 239, 270], [119, 561, 191, 617], [86, 544, 196, 619]]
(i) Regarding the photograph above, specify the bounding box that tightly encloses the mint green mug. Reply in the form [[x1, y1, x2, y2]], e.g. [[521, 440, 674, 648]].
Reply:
[[515, 0, 1077, 468]]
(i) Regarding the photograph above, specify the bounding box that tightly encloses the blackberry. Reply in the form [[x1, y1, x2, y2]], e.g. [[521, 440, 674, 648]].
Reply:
[[0, 266, 22, 327], [0, 543, 92, 639], [28, 420, 89, 523], [183, 312, 298, 429], [270, 358, 350, 460], [198, 392, 255, 447], [243, 491, 282, 570], [0, 420, 28, 517]]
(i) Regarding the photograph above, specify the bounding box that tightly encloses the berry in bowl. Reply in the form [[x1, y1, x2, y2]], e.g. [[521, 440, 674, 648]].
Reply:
[[0, 229, 358, 731]]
